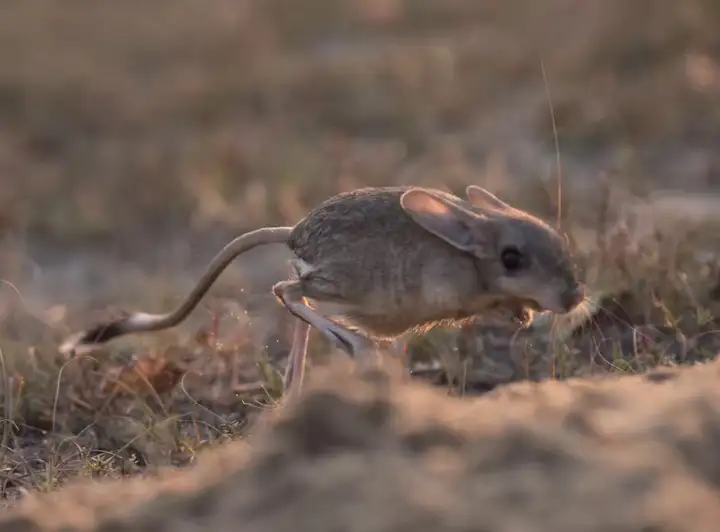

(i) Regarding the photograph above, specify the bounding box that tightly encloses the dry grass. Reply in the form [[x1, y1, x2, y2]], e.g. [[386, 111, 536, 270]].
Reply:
[[2, 0, 720, 516]]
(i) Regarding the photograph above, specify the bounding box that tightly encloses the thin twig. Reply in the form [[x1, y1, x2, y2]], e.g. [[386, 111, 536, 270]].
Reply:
[[541, 60, 563, 229], [0, 348, 12, 468]]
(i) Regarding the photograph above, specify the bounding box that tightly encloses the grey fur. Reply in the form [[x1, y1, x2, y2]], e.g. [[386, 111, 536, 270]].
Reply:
[[59, 185, 582, 397], [284, 186, 580, 336]]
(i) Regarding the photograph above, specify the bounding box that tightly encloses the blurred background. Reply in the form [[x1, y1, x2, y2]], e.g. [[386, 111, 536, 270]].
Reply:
[[4, 0, 720, 489], [2, 0, 720, 381]]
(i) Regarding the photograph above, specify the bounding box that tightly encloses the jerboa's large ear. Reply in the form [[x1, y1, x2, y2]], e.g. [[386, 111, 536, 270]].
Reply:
[[400, 188, 492, 254], [465, 185, 512, 212]]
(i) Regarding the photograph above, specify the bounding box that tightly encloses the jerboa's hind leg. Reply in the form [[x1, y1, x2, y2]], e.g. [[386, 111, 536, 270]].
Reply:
[[282, 318, 310, 399], [273, 279, 374, 396]]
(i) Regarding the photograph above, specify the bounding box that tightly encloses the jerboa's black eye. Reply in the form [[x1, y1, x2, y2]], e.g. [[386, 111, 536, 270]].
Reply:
[[501, 246, 525, 271]]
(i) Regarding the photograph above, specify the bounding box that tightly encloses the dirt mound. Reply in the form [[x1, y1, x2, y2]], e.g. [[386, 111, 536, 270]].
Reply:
[[3, 355, 720, 531]]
